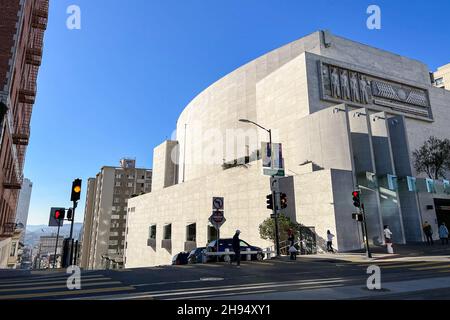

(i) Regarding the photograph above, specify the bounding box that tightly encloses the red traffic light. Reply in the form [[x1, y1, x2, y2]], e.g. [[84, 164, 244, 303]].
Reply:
[[352, 191, 361, 208], [55, 211, 61, 219]]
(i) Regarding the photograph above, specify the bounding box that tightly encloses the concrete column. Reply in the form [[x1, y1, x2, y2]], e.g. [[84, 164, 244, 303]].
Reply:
[[370, 112, 406, 244], [388, 115, 423, 242], [347, 107, 384, 245]]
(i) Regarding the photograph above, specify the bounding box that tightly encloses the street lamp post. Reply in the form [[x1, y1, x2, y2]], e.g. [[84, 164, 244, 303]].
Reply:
[[239, 119, 281, 257]]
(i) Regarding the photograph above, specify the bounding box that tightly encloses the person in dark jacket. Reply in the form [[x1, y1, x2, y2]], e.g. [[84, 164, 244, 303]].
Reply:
[[423, 221, 434, 245], [232, 230, 241, 267]]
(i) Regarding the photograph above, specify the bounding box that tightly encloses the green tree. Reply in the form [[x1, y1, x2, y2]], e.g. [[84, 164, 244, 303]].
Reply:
[[413, 136, 450, 179], [259, 214, 300, 243]]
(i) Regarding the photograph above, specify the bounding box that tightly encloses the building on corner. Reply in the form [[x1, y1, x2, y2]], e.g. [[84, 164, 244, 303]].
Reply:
[[124, 30, 450, 268]]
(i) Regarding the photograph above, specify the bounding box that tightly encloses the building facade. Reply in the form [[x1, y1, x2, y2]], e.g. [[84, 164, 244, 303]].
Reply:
[[80, 159, 152, 269], [124, 31, 450, 268], [33, 235, 64, 269], [15, 178, 33, 242], [0, 0, 48, 268], [434, 63, 450, 89]]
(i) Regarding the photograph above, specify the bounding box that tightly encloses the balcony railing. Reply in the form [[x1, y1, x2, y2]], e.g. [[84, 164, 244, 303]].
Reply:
[[0, 223, 17, 237], [18, 88, 36, 105], [3, 169, 23, 190], [25, 47, 43, 66]]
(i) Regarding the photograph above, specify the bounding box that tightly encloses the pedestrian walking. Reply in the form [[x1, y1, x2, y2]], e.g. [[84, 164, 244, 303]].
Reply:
[[289, 245, 297, 260], [288, 229, 295, 247], [423, 221, 434, 245], [439, 223, 449, 245], [232, 230, 241, 267], [384, 225, 394, 254], [326, 230, 335, 253]]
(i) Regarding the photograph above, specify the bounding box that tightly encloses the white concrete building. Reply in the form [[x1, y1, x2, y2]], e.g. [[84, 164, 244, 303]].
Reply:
[[125, 30, 450, 268]]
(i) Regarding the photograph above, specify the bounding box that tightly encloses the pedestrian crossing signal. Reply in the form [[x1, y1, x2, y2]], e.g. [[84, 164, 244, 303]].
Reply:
[[49, 207, 65, 227], [280, 193, 288, 209], [54, 208, 65, 221], [266, 194, 273, 210], [66, 208, 73, 221]]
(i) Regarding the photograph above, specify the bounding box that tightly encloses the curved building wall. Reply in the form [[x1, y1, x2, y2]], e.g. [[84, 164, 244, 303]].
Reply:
[[176, 32, 322, 183], [175, 30, 432, 183]]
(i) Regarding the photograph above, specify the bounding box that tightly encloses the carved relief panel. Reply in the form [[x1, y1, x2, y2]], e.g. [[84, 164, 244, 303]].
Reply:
[[319, 61, 432, 120]]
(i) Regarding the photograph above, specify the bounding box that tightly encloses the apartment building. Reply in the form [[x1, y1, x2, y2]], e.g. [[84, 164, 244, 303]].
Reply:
[[80, 159, 152, 269], [0, 0, 49, 268], [33, 234, 64, 269], [434, 63, 450, 89]]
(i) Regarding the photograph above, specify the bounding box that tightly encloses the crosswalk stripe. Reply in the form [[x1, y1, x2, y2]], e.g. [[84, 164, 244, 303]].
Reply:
[[0, 281, 123, 293], [381, 262, 442, 269], [108, 278, 347, 300], [0, 277, 110, 288], [409, 265, 450, 271], [167, 289, 278, 300], [0, 274, 103, 284], [0, 286, 136, 300], [169, 283, 345, 301]]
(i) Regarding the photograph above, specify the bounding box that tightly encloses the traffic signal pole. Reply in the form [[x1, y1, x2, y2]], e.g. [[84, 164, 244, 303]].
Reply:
[[361, 203, 372, 258], [53, 222, 61, 269], [69, 201, 77, 266], [272, 190, 280, 256], [269, 129, 281, 257]]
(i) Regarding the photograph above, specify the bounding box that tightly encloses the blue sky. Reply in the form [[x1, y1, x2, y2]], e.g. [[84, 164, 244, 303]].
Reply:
[[25, 0, 450, 225]]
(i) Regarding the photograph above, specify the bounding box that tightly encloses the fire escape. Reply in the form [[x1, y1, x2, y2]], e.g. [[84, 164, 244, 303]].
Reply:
[[7, 0, 49, 192]]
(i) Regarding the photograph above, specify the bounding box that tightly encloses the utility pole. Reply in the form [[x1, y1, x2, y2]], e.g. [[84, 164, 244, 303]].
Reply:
[[239, 119, 281, 257]]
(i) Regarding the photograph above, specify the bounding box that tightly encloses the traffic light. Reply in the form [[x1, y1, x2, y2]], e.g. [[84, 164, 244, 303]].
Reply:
[[352, 191, 361, 208], [66, 208, 73, 221], [280, 193, 288, 209], [266, 194, 273, 210], [53, 208, 65, 221], [71, 179, 82, 202], [352, 213, 363, 222]]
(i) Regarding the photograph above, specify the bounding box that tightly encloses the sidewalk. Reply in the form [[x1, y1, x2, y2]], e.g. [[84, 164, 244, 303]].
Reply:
[[218, 275, 450, 300], [296, 243, 450, 263]]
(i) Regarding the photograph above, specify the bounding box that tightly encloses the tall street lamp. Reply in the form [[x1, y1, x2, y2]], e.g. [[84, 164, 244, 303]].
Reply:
[[239, 119, 280, 257]]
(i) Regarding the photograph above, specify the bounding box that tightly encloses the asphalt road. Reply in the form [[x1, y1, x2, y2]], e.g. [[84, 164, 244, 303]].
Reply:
[[0, 256, 450, 300]]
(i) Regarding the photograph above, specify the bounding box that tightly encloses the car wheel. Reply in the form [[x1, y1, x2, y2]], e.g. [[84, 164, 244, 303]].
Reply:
[[256, 252, 264, 261]]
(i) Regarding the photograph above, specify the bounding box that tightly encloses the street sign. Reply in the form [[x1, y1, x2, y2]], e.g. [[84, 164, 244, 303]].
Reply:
[[263, 168, 285, 177], [209, 210, 226, 230], [212, 197, 224, 210]]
